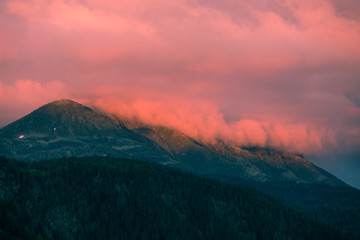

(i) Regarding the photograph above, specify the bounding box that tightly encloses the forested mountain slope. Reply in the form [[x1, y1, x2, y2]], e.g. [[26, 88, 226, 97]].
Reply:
[[0, 157, 348, 240]]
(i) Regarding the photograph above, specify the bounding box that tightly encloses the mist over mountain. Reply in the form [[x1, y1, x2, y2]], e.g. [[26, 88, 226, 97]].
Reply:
[[1, 0, 360, 238], [0, 99, 171, 163], [0, 99, 344, 186], [1, 99, 360, 237]]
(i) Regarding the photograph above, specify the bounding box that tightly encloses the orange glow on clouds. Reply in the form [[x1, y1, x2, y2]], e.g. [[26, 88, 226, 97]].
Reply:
[[0, 80, 69, 124], [0, 0, 360, 157], [88, 97, 335, 155]]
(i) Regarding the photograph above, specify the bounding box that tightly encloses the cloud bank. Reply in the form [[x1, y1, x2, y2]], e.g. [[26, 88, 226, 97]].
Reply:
[[0, 0, 359, 158]]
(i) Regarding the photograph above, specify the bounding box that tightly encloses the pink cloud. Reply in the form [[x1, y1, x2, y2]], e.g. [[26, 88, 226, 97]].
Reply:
[[88, 97, 337, 154], [0, 0, 359, 160], [0, 79, 69, 124]]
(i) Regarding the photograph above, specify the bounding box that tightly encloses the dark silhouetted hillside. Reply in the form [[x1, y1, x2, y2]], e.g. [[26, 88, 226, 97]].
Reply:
[[0, 156, 349, 240]]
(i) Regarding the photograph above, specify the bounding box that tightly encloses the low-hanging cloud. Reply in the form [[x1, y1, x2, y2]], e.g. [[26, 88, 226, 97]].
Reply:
[[0, 79, 338, 155], [89, 96, 336, 155], [0, 1, 359, 160]]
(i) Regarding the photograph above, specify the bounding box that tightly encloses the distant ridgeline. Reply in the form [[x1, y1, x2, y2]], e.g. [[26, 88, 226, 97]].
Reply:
[[0, 99, 360, 237], [0, 156, 351, 240]]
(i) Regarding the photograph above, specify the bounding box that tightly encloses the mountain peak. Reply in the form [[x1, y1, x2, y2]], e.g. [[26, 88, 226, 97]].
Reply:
[[0, 99, 124, 138], [50, 99, 78, 105], [45, 99, 86, 109], [39, 99, 91, 113], [0, 100, 345, 187]]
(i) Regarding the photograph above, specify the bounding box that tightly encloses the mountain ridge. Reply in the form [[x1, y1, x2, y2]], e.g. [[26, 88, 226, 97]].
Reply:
[[0, 99, 172, 163], [0, 99, 127, 138], [121, 119, 345, 186], [1, 99, 360, 236], [0, 99, 345, 186]]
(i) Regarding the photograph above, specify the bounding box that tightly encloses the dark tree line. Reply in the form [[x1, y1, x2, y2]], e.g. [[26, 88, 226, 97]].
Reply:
[[0, 156, 350, 240]]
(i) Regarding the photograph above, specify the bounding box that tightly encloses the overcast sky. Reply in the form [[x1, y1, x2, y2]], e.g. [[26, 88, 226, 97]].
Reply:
[[1, 0, 359, 187]]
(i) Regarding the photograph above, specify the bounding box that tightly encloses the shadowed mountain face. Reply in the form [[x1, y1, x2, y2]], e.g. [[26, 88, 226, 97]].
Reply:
[[0, 99, 344, 186], [1, 99, 127, 138], [0, 100, 171, 163], [2, 99, 359, 237], [125, 123, 344, 186]]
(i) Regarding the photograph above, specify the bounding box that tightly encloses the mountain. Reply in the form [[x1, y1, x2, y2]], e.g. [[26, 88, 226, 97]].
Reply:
[[121, 122, 360, 236], [124, 122, 344, 186], [0, 100, 344, 185], [0, 156, 349, 240], [121, 118, 360, 236], [1, 99, 359, 236], [0, 99, 171, 163]]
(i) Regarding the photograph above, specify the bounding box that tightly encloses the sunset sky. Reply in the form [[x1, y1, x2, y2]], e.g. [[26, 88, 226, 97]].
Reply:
[[0, 0, 359, 187]]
